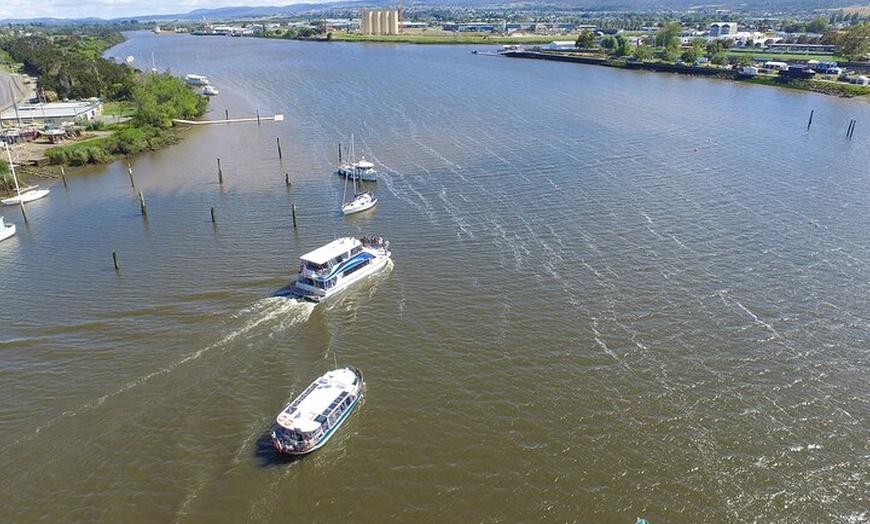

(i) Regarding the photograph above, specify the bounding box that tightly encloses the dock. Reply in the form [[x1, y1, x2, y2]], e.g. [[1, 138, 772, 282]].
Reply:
[[172, 114, 284, 125]]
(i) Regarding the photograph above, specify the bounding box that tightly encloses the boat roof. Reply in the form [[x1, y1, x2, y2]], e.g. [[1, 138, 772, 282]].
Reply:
[[276, 368, 359, 433], [300, 237, 361, 265]]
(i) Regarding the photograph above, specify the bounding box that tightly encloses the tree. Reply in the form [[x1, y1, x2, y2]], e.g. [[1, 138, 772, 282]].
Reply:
[[613, 34, 632, 57], [681, 38, 705, 64], [132, 72, 207, 129], [836, 21, 870, 60], [655, 22, 681, 50], [706, 39, 725, 55], [807, 16, 829, 34], [575, 29, 596, 49], [634, 43, 653, 61]]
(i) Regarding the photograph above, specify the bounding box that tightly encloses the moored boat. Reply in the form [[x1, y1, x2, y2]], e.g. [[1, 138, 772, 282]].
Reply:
[[0, 215, 15, 242], [337, 156, 378, 182], [201, 85, 219, 96], [336, 134, 378, 182], [341, 190, 377, 215], [271, 366, 365, 455], [2, 142, 49, 206], [184, 73, 210, 86], [286, 236, 391, 302]]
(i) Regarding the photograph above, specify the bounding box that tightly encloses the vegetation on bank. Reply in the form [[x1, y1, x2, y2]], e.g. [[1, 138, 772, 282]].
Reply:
[[0, 27, 208, 176], [322, 31, 556, 46]]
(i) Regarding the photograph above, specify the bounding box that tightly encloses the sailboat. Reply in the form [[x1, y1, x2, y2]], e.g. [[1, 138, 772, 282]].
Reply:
[[0, 214, 15, 242], [340, 135, 377, 215], [2, 141, 49, 206], [336, 134, 378, 182], [341, 171, 377, 215]]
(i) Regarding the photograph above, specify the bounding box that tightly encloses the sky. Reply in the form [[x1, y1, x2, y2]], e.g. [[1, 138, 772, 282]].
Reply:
[[0, 1, 338, 21]]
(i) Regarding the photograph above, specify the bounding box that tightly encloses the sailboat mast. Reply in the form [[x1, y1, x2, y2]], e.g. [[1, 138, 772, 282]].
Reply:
[[4, 141, 21, 196]]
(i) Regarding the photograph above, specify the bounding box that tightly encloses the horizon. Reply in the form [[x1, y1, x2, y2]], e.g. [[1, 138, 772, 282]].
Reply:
[[0, 1, 341, 22]]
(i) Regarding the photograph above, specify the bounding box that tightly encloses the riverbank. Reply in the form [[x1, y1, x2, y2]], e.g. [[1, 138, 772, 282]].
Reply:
[[501, 50, 870, 98]]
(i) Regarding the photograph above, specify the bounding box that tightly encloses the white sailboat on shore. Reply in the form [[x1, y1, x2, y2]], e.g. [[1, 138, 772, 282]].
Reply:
[[2, 142, 49, 206]]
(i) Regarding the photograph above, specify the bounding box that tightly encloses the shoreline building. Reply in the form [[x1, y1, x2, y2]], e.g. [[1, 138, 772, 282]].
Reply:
[[361, 9, 400, 36], [1, 98, 103, 127]]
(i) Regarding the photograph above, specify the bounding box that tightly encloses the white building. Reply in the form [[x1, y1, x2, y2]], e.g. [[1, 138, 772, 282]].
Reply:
[[708, 22, 738, 37], [1, 98, 103, 126], [361, 9, 400, 36]]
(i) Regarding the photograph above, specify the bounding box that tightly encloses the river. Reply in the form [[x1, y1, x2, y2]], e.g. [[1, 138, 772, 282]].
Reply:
[[0, 31, 867, 523]]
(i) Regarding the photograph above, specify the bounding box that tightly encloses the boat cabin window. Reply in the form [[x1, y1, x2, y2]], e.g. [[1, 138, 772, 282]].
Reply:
[[351, 246, 362, 255], [314, 414, 327, 424]]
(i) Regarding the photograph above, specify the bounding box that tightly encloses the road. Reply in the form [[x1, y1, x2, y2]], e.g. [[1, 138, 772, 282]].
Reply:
[[0, 71, 29, 113]]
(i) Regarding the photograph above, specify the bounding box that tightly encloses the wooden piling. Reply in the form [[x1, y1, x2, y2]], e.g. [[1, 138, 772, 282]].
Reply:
[[338, 143, 342, 163], [127, 163, 135, 188], [225, 109, 229, 120], [19, 202, 28, 224], [277, 137, 283, 159], [257, 110, 261, 125], [210, 207, 216, 224], [138, 191, 147, 217], [217, 158, 223, 185], [806, 110, 813, 131], [112, 249, 120, 271], [285, 172, 291, 186], [60, 166, 68, 189], [291, 204, 298, 229]]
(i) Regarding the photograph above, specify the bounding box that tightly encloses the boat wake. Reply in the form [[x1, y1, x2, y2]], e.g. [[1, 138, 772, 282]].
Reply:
[[2, 297, 315, 454]]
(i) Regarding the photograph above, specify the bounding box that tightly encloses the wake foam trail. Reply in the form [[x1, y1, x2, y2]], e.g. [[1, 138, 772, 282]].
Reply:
[[2, 298, 315, 454]]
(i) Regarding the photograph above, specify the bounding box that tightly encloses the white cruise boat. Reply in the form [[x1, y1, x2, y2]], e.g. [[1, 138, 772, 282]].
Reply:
[[271, 367, 365, 455], [184, 73, 209, 86], [0, 215, 15, 242], [287, 236, 391, 302]]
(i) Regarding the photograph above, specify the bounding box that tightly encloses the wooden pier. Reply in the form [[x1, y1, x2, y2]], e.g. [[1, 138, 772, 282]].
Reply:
[[172, 114, 284, 125]]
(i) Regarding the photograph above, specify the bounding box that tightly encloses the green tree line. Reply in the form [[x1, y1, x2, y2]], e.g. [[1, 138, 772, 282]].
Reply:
[[0, 26, 207, 168]]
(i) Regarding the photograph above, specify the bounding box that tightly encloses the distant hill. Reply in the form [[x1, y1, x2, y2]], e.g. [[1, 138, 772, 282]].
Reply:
[[0, 0, 861, 24]]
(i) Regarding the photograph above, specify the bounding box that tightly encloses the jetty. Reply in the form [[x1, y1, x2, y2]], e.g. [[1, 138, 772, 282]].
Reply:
[[172, 114, 284, 125]]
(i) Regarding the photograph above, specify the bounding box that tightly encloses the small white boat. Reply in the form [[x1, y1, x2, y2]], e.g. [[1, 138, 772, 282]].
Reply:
[[0, 215, 15, 242], [271, 366, 365, 455], [337, 156, 378, 182], [336, 135, 378, 182], [184, 73, 209, 86], [201, 85, 219, 96], [286, 236, 391, 303], [341, 190, 377, 215], [1, 187, 49, 206], [2, 142, 49, 206]]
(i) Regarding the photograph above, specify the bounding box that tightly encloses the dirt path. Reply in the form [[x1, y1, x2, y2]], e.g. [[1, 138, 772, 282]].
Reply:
[[6, 130, 114, 166]]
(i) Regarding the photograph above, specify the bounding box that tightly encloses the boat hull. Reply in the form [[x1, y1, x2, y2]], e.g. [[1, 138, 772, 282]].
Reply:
[[0, 222, 15, 242], [2, 189, 50, 206], [277, 391, 363, 455], [287, 237, 391, 303], [341, 192, 377, 215], [271, 367, 365, 455], [288, 253, 390, 302]]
